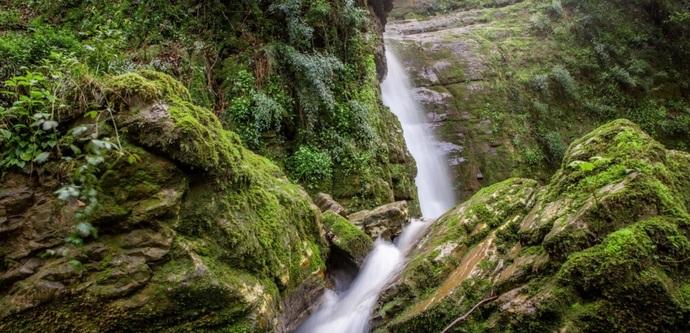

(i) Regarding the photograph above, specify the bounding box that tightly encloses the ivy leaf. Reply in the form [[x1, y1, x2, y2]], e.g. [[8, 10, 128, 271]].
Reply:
[[76, 222, 98, 238], [0, 129, 11, 139], [33, 151, 50, 163], [19, 151, 33, 161], [55, 185, 80, 201], [70, 126, 88, 137], [42, 120, 59, 130], [69, 144, 82, 155], [86, 155, 104, 165]]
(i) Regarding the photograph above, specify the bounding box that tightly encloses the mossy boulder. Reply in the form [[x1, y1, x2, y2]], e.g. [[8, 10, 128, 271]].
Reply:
[[322, 211, 374, 266], [348, 201, 411, 240], [0, 71, 327, 332], [375, 120, 690, 332]]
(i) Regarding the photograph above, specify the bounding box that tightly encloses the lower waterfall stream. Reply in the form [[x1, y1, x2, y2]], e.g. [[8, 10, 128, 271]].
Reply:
[[296, 45, 457, 333]]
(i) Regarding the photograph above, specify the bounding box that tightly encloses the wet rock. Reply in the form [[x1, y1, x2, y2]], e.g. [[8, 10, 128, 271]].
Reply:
[[322, 211, 374, 266], [348, 201, 409, 239]]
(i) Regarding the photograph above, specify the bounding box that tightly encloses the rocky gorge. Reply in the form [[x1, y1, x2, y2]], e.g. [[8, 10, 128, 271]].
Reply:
[[0, 0, 689, 332]]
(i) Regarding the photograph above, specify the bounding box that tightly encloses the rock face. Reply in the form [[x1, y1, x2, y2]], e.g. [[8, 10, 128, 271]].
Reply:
[[0, 72, 327, 332], [315, 193, 348, 217], [385, 0, 690, 203], [348, 201, 410, 240], [385, 2, 541, 201], [375, 120, 690, 332]]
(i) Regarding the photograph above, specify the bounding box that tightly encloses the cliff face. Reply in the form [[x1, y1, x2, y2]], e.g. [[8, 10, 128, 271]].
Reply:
[[384, 0, 690, 201], [375, 119, 690, 332]]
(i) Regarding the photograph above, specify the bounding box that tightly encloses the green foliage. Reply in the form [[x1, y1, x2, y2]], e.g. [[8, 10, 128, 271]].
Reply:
[[0, 70, 60, 170], [550, 65, 577, 97], [529, 74, 550, 95], [529, 13, 551, 35], [542, 131, 567, 164], [281, 45, 344, 130], [0, 53, 126, 245], [524, 147, 546, 166], [224, 69, 288, 150], [547, 0, 564, 18], [287, 145, 333, 190]]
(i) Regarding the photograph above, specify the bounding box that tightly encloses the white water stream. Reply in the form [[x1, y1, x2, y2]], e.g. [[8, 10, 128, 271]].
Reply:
[[296, 46, 456, 333]]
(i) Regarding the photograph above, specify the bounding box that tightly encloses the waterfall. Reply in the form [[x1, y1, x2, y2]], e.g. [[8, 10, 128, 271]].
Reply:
[[296, 45, 456, 333], [380, 47, 457, 219]]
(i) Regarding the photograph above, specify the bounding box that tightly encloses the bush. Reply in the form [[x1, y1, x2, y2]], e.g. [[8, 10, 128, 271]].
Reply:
[[524, 147, 546, 166], [529, 13, 551, 34], [287, 146, 333, 190], [224, 70, 287, 150], [547, 0, 564, 18], [281, 45, 344, 130], [542, 131, 567, 164], [530, 74, 550, 95], [550, 65, 577, 97], [608, 66, 637, 89]]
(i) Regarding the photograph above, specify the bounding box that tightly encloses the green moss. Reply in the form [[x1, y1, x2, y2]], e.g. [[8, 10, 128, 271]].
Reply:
[[103, 72, 163, 103], [322, 211, 373, 262], [166, 98, 244, 174], [138, 69, 192, 101]]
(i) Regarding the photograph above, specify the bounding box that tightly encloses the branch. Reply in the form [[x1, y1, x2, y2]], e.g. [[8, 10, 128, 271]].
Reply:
[[440, 295, 498, 333]]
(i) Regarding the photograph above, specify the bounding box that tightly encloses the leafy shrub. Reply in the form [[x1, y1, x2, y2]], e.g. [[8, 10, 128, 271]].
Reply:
[[608, 66, 637, 89], [270, 0, 315, 49], [524, 147, 546, 166], [0, 25, 82, 81], [0, 71, 62, 170], [530, 74, 550, 95], [529, 13, 551, 34], [532, 100, 550, 117], [584, 100, 616, 119], [547, 0, 564, 18], [287, 146, 333, 189], [348, 101, 376, 145], [224, 69, 287, 150], [542, 131, 567, 164], [550, 65, 577, 97], [281, 45, 344, 130], [0, 54, 125, 244]]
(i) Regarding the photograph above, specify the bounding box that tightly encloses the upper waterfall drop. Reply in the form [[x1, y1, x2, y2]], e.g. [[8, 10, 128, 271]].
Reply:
[[296, 44, 457, 333], [381, 47, 457, 220]]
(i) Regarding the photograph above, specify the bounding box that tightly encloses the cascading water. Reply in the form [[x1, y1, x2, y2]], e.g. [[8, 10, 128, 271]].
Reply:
[[297, 43, 456, 333]]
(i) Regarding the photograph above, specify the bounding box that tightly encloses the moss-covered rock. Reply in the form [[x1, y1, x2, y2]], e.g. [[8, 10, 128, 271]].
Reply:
[[322, 211, 374, 266], [375, 120, 690, 332], [0, 72, 327, 332]]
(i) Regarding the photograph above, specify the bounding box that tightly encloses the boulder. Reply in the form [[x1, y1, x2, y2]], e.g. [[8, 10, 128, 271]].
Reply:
[[314, 193, 348, 216], [348, 201, 410, 239], [322, 211, 374, 266]]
